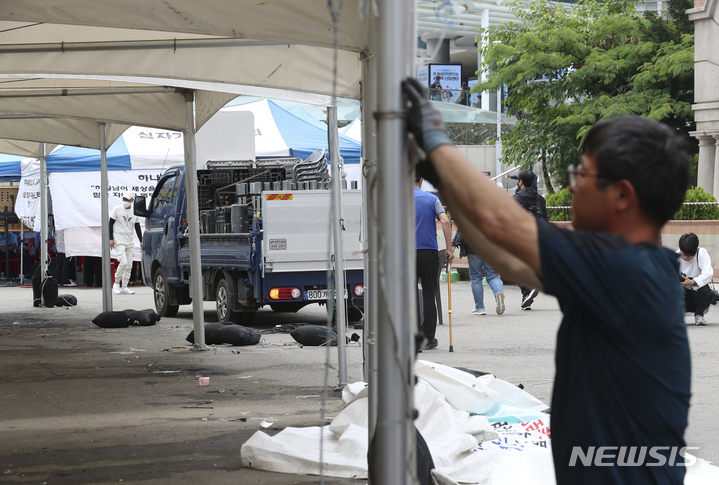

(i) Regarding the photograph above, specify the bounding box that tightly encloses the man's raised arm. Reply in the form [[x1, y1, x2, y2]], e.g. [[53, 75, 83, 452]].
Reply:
[[402, 78, 542, 289]]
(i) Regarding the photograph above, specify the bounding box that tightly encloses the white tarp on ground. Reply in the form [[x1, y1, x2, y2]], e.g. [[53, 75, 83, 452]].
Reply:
[[240, 360, 719, 484]]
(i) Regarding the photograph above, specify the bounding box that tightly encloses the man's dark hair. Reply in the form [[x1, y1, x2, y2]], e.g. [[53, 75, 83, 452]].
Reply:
[[518, 170, 534, 188], [415, 173, 422, 184], [581, 116, 689, 227], [679, 232, 699, 256]]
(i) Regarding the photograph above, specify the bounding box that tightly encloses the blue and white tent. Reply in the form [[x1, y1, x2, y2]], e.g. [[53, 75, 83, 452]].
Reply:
[[223, 99, 362, 164], [341, 118, 362, 143], [0, 154, 24, 181], [287, 107, 328, 130]]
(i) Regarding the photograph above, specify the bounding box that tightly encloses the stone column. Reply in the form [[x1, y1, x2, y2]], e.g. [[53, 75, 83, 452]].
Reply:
[[695, 134, 716, 194]]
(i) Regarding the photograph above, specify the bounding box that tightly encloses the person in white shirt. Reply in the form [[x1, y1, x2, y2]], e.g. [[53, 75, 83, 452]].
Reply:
[[678, 232, 714, 326], [109, 191, 142, 295]]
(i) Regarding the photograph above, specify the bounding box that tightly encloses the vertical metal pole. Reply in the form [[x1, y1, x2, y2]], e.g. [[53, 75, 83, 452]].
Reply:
[[39, 143, 48, 302], [100, 123, 113, 312], [328, 103, 349, 387], [183, 90, 207, 350], [480, 9, 490, 111], [496, 88, 502, 180], [374, 0, 416, 483], [362, 20, 380, 440], [19, 222, 24, 285]]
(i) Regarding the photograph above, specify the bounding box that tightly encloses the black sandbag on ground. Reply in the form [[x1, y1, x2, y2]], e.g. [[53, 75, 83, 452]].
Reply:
[[41, 277, 59, 307], [216, 325, 261, 346], [290, 325, 339, 346], [186, 322, 225, 345], [126, 309, 161, 326], [92, 311, 131, 328], [55, 294, 78, 307]]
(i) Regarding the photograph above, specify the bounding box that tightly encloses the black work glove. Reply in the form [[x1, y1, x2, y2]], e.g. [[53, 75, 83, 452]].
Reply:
[[402, 78, 452, 188]]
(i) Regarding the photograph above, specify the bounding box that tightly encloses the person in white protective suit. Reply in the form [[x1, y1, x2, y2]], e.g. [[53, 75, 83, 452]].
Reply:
[[109, 191, 142, 295]]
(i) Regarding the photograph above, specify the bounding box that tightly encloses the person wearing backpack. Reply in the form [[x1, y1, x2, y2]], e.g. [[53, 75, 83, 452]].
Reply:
[[512, 170, 547, 310], [677, 232, 714, 326]]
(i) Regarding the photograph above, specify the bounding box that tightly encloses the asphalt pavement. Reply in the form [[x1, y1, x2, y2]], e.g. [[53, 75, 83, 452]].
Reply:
[[0, 277, 716, 484]]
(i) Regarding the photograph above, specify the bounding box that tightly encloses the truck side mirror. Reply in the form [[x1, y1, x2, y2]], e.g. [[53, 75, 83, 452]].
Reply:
[[134, 196, 149, 217]]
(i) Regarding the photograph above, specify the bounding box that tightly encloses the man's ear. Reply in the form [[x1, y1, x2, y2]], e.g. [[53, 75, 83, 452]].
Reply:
[[612, 179, 637, 212]]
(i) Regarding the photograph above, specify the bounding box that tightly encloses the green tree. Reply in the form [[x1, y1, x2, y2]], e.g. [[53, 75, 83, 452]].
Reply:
[[544, 188, 573, 222], [674, 186, 719, 220], [475, 0, 695, 191]]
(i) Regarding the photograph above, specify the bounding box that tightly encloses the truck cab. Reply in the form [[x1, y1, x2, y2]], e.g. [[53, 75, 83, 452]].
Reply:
[[134, 154, 364, 324]]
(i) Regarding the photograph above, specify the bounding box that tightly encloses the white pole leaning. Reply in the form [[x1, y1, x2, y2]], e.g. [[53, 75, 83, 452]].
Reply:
[[328, 102, 349, 387], [183, 90, 207, 350], [361, 25, 380, 439], [496, 88, 502, 181], [100, 122, 113, 312], [39, 143, 48, 305]]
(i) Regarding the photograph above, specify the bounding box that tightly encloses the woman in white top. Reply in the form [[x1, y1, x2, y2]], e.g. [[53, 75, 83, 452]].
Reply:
[[678, 232, 714, 325]]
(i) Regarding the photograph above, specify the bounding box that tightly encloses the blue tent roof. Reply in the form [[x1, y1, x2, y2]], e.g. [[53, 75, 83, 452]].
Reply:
[[0, 154, 23, 180], [46, 136, 131, 173], [287, 107, 327, 129], [267, 101, 362, 164]]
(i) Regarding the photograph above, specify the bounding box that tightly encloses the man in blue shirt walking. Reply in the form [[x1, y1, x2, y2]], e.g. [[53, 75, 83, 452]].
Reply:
[[415, 175, 453, 350]]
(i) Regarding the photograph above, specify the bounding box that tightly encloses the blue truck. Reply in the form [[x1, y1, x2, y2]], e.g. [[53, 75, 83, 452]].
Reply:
[[133, 156, 364, 324]]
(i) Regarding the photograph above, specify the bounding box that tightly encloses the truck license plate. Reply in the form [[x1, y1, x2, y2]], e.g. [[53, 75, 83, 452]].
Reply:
[[306, 289, 348, 300]]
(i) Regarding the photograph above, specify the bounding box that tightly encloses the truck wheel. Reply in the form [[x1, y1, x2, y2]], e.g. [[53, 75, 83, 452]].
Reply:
[[216, 278, 256, 325], [154, 267, 179, 317]]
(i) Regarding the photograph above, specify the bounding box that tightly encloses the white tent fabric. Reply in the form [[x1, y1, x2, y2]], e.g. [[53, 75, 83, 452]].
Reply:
[[242, 360, 553, 483], [14, 158, 43, 231], [0, 0, 369, 158], [18, 100, 364, 256], [241, 360, 719, 484], [0, 2, 368, 53], [341, 118, 362, 142]]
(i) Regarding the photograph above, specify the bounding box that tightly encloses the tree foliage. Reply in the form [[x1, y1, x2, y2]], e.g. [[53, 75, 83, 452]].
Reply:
[[544, 188, 573, 221], [674, 186, 719, 220], [544, 185, 719, 221], [475, 0, 695, 191]]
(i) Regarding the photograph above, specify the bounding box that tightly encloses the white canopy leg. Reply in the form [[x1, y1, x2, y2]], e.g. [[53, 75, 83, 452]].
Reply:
[[100, 122, 113, 312], [183, 90, 207, 350]]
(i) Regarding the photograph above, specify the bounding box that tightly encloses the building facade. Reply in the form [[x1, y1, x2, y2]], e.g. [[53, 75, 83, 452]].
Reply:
[[690, 0, 719, 194]]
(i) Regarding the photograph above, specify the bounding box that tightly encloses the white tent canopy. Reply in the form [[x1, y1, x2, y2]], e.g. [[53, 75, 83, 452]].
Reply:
[[0, 3, 422, 482]]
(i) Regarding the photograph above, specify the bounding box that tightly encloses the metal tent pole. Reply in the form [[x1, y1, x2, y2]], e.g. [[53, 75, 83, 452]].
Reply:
[[183, 90, 207, 350], [328, 102, 349, 387], [100, 122, 113, 312], [496, 88, 502, 179], [39, 143, 48, 302], [480, 9, 490, 111], [19, 222, 24, 285], [374, 0, 416, 483], [361, 25, 380, 439]]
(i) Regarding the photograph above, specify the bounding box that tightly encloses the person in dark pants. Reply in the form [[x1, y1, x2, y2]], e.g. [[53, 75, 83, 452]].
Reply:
[[83, 256, 103, 287], [414, 175, 453, 350], [403, 76, 690, 485], [512, 170, 548, 310], [677, 232, 713, 326]]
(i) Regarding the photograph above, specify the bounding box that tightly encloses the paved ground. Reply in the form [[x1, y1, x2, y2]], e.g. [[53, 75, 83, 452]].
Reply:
[[0, 279, 716, 484]]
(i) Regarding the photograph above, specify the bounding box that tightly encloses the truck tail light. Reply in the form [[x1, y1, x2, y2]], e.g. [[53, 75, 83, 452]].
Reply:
[[269, 287, 302, 300], [353, 284, 364, 297]]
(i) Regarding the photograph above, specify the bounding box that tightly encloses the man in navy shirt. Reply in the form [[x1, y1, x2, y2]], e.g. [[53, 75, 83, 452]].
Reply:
[[415, 175, 453, 350], [403, 77, 691, 484]]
